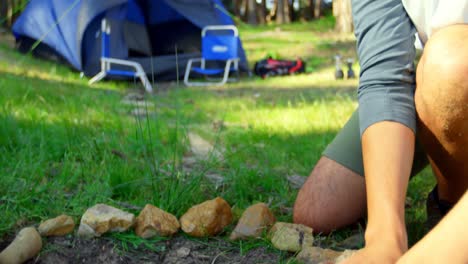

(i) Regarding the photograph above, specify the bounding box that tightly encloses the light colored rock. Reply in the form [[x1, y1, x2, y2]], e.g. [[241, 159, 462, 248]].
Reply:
[[121, 99, 154, 107], [336, 233, 364, 249], [334, 250, 357, 263], [38, 215, 75, 236], [130, 107, 155, 117], [229, 203, 276, 240], [175, 247, 191, 258], [135, 204, 180, 238], [204, 172, 225, 188], [77, 204, 135, 238], [123, 92, 145, 101], [0, 227, 42, 264], [296, 246, 343, 264], [187, 132, 222, 159], [180, 197, 232, 237], [269, 222, 314, 252], [287, 174, 307, 189]]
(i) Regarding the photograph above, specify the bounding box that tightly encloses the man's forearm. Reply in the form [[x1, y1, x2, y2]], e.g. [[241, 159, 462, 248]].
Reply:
[[397, 191, 468, 263], [362, 121, 415, 251]]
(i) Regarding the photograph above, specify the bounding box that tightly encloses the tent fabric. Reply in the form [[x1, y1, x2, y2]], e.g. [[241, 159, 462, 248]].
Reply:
[[12, 0, 248, 81]]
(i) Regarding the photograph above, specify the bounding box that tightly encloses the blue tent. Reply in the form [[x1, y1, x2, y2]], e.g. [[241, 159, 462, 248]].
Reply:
[[12, 0, 249, 80]]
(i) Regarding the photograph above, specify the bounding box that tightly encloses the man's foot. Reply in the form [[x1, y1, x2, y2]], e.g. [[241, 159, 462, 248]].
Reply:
[[425, 185, 454, 231]]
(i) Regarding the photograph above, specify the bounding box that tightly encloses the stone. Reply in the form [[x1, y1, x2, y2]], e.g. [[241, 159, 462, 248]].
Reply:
[[135, 204, 180, 238], [123, 92, 145, 101], [0, 227, 42, 264], [229, 203, 276, 240], [296, 246, 342, 264], [269, 222, 314, 252], [204, 172, 225, 189], [287, 174, 307, 189], [77, 204, 135, 238], [130, 107, 154, 117], [336, 233, 364, 250], [38, 214, 75, 236], [187, 132, 222, 159], [180, 197, 232, 237], [175, 247, 191, 258], [334, 250, 357, 263], [121, 99, 154, 107]]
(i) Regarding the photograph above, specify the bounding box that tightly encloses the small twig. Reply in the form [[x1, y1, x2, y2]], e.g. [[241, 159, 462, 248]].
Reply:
[[211, 252, 225, 264], [111, 149, 128, 160]]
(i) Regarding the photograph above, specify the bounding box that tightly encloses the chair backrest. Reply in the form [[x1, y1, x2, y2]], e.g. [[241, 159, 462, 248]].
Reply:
[[201, 25, 238, 61], [101, 19, 111, 58]]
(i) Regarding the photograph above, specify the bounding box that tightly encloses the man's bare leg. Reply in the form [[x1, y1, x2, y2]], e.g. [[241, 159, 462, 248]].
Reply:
[[396, 25, 468, 261], [415, 24, 468, 204], [293, 156, 367, 234]]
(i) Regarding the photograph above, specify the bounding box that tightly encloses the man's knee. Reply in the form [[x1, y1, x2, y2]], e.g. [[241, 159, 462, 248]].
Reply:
[[419, 25, 468, 87], [293, 175, 333, 233], [415, 25, 468, 145], [293, 157, 366, 234], [293, 185, 337, 234]]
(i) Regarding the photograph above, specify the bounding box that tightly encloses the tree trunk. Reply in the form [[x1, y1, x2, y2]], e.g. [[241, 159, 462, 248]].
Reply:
[[6, 0, 14, 27], [334, 0, 353, 33], [313, 0, 322, 18], [276, 0, 285, 24], [256, 0, 267, 24], [233, 0, 242, 17], [300, 0, 312, 21], [287, 0, 298, 22], [285, 0, 291, 23], [276, 0, 291, 24], [0, 2, 7, 27], [246, 0, 257, 24]]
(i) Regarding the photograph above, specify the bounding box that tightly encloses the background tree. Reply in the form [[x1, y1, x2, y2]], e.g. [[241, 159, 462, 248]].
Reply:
[[256, 0, 267, 24], [1, 0, 28, 28], [246, 0, 258, 25], [2, 0, 338, 28], [333, 0, 353, 33], [313, 0, 322, 19], [275, 0, 291, 24]]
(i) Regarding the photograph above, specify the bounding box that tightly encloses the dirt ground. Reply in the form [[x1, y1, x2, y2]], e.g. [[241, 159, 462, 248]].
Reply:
[[0, 235, 287, 264]]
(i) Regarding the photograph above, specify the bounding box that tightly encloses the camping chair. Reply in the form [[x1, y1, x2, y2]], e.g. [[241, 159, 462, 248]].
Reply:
[[184, 25, 240, 86], [88, 19, 153, 93]]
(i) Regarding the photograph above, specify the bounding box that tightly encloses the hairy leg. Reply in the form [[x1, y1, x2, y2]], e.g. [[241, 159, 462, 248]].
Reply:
[[415, 24, 468, 203], [293, 156, 367, 234]]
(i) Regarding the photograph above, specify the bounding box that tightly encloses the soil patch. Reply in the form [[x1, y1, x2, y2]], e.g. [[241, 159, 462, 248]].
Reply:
[[1, 235, 287, 264]]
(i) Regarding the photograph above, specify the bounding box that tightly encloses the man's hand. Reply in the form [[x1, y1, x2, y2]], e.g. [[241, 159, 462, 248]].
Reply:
[[341, 242, 405, 264]]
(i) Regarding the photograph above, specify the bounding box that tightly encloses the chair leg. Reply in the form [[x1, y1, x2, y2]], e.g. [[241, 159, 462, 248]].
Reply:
[[184, 59, 239, 86], [184, 60, 194, 86], [138, 75, 152, 93], [218, 61, 232, 86], [88, 71, 107, 85]]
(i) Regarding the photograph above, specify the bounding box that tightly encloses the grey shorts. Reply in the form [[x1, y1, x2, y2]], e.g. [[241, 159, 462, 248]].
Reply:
[[323, 110, 429, 177]]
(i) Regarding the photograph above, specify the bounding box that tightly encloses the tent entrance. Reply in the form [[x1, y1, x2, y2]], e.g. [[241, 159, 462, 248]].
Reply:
[[147, 20, 201, 57], [123, 0, 202, 58]]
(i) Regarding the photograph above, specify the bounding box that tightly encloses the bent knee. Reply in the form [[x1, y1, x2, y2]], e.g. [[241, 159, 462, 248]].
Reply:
[[293, 199, 337, 234], [293, 157, 366, 234], [294, 185, 328, 233], [419, 24, 468, 85], [415, 25, 468, 138]]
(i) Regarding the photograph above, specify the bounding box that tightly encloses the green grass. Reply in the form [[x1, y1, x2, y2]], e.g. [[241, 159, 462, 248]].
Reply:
[[0, 18, 434, 258]]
